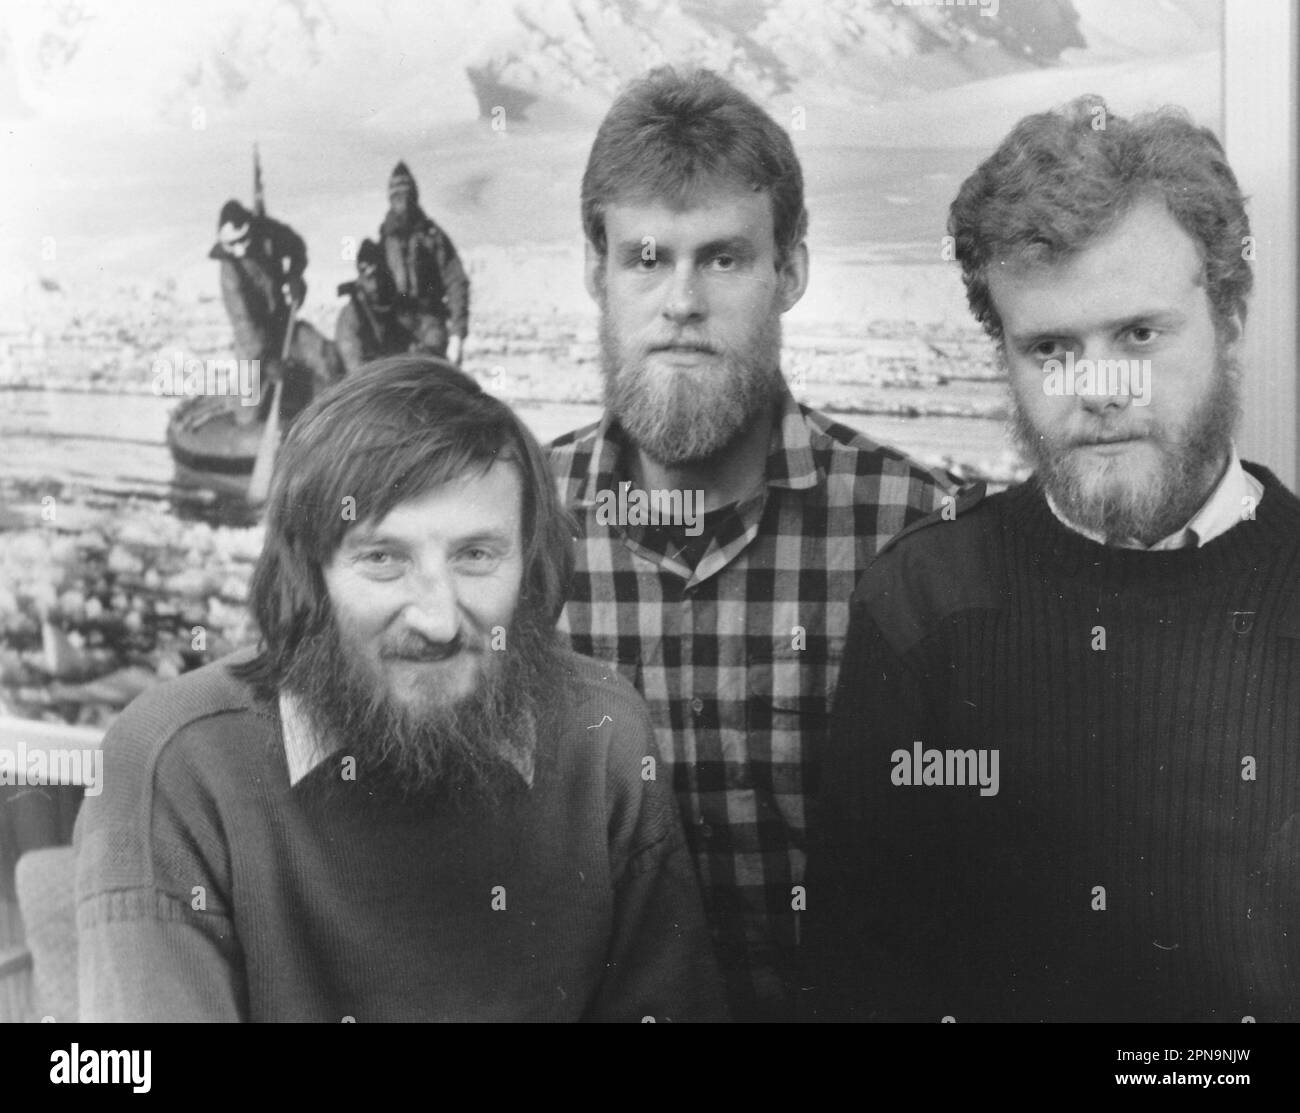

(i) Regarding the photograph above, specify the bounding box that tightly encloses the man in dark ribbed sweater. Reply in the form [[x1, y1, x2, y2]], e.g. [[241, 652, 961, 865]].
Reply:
[[75, 358, 726, 1022], [807, 97, 1300, 1021]]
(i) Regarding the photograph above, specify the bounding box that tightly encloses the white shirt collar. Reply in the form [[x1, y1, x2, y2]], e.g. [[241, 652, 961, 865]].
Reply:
[[279, 690, 536, 789], [1046, 444, 1262, 550]]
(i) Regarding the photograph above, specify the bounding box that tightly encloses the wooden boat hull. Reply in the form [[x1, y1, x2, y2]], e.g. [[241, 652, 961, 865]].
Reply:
[[165, 363, 316, 501], [166, 394, 265, 499]]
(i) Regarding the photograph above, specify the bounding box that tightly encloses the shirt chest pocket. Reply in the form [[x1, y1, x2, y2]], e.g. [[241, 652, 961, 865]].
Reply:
[[746, 644, 842, 761]]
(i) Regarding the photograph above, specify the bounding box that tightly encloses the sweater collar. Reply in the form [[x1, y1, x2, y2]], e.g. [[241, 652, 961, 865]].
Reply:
[[1010, 460, 1295, 586], [1044, 443, 1263, 550]]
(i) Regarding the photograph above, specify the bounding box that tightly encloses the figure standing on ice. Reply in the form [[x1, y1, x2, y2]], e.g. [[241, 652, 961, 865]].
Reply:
[[377, 162, 470, 366], [334, 239, 413, 375], [209, 200, 310, 421], [210, 199, 307, 369]]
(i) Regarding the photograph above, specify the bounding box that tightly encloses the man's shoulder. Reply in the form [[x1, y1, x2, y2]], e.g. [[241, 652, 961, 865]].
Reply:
[[78, 651, 268, 840], [545, 648, 655, 762], [798, 403, 953, 493], [414, 216, 454, 246], [553, 647, 650, 724], [874, 479, 1003, 558], [544, 650, 669, 827], [98, 651, 263, 772], [1246, 461, 1300, 525], [258, 214, 300, 241], [852, 482, 1016, 650], [546, 421, 604, 489], [547, 420, 602, 456]]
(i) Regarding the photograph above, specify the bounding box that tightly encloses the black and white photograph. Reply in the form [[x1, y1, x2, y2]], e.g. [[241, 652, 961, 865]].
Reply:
[[0, 0, 1296, 1086]]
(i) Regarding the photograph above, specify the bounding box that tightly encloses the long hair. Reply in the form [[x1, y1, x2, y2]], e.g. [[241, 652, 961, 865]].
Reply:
[[581, 66, 807, 267], [234, 356, 574, 695], [949, 95, 1253, 341]]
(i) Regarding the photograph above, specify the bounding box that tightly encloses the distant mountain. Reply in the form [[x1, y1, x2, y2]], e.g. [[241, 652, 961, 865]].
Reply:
[[463, 0, 1091, 123], [2, 0, 1220, 130], [0, 0, 1223, 295]]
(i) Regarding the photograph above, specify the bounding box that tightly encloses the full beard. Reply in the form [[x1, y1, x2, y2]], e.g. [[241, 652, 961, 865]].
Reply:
[[1011, 346, 1243, 547], [599, 301, 783, 467], [282, 603, 563, 808]]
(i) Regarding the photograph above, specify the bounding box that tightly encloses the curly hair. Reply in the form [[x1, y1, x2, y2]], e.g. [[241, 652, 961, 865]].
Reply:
[[949, 95, 1253, 341], [234, 356, 574, 696], [581, 66, 807, 267]]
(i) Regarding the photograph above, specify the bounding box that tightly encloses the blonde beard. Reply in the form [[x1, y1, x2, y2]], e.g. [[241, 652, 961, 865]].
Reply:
[[597, 295, 784, 467], [1010, 347, 1242, 547]]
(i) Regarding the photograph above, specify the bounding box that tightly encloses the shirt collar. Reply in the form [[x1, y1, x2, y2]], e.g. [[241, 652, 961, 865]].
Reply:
[[278, 689, 536, 789], [571, 379, 823, 506], [1046, 443, 1263, 550]]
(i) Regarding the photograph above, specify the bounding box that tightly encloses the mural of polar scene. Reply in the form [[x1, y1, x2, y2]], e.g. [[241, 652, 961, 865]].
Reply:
[[0, 0, 1223, 730]]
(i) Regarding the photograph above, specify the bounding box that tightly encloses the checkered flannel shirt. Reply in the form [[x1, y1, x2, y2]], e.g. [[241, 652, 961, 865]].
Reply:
[[548, 382, 952, 1018]]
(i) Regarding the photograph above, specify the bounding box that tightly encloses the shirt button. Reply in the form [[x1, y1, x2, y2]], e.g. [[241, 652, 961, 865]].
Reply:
[[697, 819, 713, 839], [691, 697, 705, 714]]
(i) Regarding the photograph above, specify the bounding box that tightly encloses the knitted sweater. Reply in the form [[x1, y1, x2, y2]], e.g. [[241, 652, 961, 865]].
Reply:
[[74, 649, 726, 1022], [808, 463, 1300, 1021]]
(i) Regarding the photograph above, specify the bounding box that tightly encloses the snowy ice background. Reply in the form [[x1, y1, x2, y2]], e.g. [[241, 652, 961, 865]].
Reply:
[[0, 0, 1228, 722], [1, 0, 1222, 320]]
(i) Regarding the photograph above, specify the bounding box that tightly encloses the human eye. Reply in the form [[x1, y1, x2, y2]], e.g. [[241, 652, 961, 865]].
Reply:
[[621, 245, 659, 272], [706, 243, 754, 272], [353, 547, 403, 579], [1125, 325, 1161, 346], [1028, 339, 1067, 363], [457, 545, 502, 574]]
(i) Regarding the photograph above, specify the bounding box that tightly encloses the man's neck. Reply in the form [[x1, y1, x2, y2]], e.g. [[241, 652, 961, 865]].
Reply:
[[628, 398, 775, 512]]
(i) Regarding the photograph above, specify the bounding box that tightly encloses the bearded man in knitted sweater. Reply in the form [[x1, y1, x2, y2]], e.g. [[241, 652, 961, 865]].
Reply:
[[74, 358, 725, 1022], [806, 97, 1300, 1022]]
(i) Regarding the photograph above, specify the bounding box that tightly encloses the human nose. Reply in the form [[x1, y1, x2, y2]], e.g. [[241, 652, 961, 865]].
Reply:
[[1077, 343, 1133, 415], [662, 260, 705, 324], [401, 559, 460, 644]]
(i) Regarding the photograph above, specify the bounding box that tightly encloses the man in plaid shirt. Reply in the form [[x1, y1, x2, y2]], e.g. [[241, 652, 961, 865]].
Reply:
[[548, 66, 951, 1019]]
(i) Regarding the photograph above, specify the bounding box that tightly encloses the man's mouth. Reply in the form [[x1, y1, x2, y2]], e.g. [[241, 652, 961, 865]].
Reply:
[[1075, 433, 1146, 448], [650, 342, 717, 356], [382, 635, 464, 664]]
